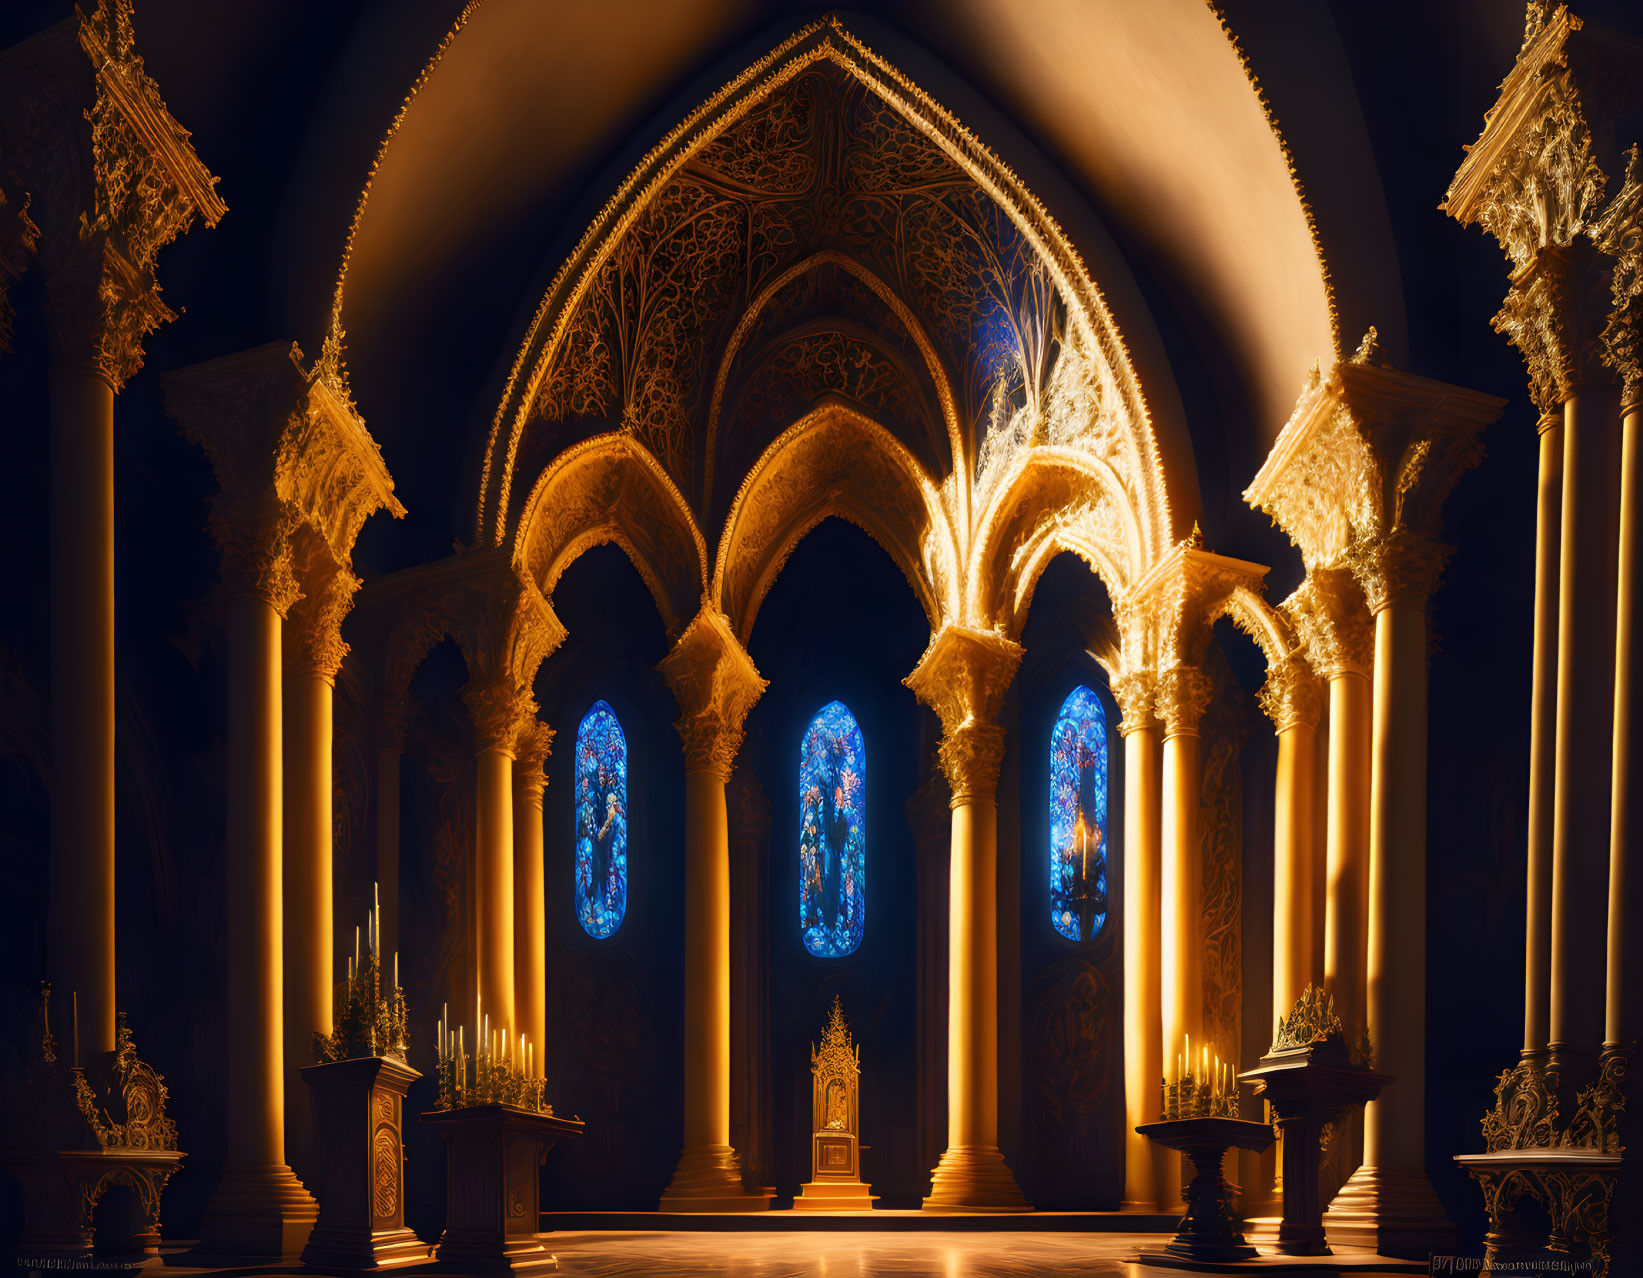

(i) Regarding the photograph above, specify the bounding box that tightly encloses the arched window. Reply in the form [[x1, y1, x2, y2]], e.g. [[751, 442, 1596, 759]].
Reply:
[[798, 700, 866, 958], [1050, 685, 1109, 942], [574, 700, 627, 938]]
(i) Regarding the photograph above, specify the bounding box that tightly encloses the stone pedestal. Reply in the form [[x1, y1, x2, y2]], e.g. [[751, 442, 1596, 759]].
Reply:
[[1241, 1042, 1387, 1256], [2, 1147, 185, 1261], [300, 1056, 429, 1268], [421, 1104, 584, 1274], [1135, 1117, 1273, 1266]]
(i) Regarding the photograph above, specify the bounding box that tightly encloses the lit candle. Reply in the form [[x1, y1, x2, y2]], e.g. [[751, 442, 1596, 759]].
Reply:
[[393, 952, 399, 991], [1185, 1033, 1190, 1078], [374, 882, 380, 952], [355, 925, 360, 977]]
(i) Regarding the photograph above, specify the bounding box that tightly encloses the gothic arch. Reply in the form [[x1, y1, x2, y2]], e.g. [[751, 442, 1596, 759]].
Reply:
[[513, 433, 707, 635], [712, 401, 956, 643], [970, 447, 1141, 639], [466, 16, 1178, 576]]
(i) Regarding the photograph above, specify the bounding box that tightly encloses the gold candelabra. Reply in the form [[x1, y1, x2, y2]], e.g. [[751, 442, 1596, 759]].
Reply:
[[313, 884, 408, 1063], [1160, 1032, 1239, 1120], [434, 992, 549, 1114]]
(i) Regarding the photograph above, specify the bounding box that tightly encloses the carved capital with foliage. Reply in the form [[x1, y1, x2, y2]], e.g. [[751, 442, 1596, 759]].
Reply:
[[1109, 669, 1159, 738], [1283, 567, 1374, 680], [1155, 663, 1215, 739], [513, 719, 555, 804], [1353, 527, 1451, 615], [904, 623, 1022, 805], [0, 184, 40, 354], [284, 538, 359, 683], [1590, 145, 1643, 410], [658, 601, 767, 781], [1258, 652, 1323, 732], [0, 0, 225, 385], [207, 491, 302, 615]]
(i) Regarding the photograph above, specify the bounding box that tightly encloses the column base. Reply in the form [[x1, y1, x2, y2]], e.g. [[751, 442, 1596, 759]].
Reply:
[[922, 1145, 1033, 1212], [794, 1181, 877, 1211], [194, 1162, 318, 1260], [658, 1144, 771, 1212], [1324, 1164, 1454, 1259]]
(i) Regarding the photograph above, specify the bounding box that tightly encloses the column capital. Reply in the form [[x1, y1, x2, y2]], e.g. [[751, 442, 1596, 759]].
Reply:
[[1110, 669, 1160, 738], [1591, 145, 1643, 412], [513, 719, 554, 803], [1258, 652, 1324, 733], [904, 623, 1022, 804], [1353, 528, 1452, 616], [1442, 5, 1643, 276], [1493, 243, 1615, 415], [162, 341, 405, 618], [208, 491, 302, 615], [284, 547, 359, 683], [461, 679, 539, 757], [1155, 663, 1215, 740], [1283, 567, 1374, 679], [1246, 342, 1503, 610], [1, 0, 226, 386], [658, 601, 767, 781], [1121, 533, 1270, 672]]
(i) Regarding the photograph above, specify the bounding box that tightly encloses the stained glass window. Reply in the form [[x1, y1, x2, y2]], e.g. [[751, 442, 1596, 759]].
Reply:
[[798, 701, 866, 958], [1050, 685, 1108, 942], [574, 700, 627, 938]]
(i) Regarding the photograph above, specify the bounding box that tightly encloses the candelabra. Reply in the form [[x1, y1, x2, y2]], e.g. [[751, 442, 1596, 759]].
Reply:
[[313, 886, 407, 1063], [434, 995, 548, 1114], [1161, 1033, 1238, 1119]]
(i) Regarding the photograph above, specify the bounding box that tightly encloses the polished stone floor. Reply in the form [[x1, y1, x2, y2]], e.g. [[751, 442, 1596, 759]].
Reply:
[[538, 1230, 1422, 1276]]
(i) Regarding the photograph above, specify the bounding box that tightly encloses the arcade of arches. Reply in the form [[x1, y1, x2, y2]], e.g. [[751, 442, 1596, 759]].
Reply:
[[2, 1, 1642, 1272]]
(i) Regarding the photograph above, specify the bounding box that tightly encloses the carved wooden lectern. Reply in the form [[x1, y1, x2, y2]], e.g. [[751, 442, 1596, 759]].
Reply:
[[795, 997, 876, 1211]]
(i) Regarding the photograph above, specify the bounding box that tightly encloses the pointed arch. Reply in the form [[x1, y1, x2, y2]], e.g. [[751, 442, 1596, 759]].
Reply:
[[472, 17, 1178, 576], [513, 433, 708, 635], [712, 402, 958, 643], [970, 446, 1143, 638]]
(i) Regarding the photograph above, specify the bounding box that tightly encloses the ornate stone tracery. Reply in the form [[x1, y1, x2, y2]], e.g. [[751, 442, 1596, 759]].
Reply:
[[469, 15, 1173, 602]]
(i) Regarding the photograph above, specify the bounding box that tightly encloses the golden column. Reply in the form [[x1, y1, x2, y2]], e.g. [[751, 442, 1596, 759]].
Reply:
[[164, 342, 402, 1258], [280, 558, 355, 1189], [906, 623, 1031, 1211], [1113, 671, 1165, 1212], [1260, 654, 1324, 1025], [2, 0, 225, 1060], [514, 720, 554, 1076], [451, 553, 565, 1042], [1289, 568, 1374, 1055], [1247, 339, 1502, 1259], [658, 605, 770, 1211], [1158, 662, 1214, 1080]]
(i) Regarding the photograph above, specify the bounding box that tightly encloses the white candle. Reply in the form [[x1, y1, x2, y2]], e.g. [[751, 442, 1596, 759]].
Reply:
[[374, 882, 380, 953], [355, 926, 360, 977]]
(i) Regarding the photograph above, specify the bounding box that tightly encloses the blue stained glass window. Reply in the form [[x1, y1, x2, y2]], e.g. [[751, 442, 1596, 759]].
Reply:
[[1050, 685, 1108, 942], [798, 701, 866, 958], [574, 700, 627, 938]]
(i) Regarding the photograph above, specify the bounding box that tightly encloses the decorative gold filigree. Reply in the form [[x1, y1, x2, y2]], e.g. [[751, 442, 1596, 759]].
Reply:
[[1257, 652, 1323, 732], [1589, 144, 1643, 409], [1283, 568, 1374, 679], [1155, 663, 1216, 739], [0, 183, 40, 354], [1273, 984, 1348, 1054], [513, 719, 554, 805], [1109, 669, 1158, 738], [71, 1012, 179, 1152]]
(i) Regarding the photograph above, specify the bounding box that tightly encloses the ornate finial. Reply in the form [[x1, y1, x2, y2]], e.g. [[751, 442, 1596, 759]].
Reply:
[[1350, 326, 1386, 366], [1521, 0, 1551, 51], [1272, 983, 1368, 1062], [1187, 521, 1205, 549]]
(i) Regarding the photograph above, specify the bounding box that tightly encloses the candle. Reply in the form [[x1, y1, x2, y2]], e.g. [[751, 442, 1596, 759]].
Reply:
[[72, 990, 79, 1069], [355, 925, 360, 976], [374, 882, 380, 952], [394, 952, 399, 991]]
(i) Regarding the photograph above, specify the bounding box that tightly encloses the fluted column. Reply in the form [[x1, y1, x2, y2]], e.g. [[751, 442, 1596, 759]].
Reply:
[[1114, 672, 1164, 1212], [513, 720, 553, 1076], [905, 624, 1031, 1210], [197, 497, 318, 1256], [1261, 655, 1324, 1026], [658, 606, 769, 1211]]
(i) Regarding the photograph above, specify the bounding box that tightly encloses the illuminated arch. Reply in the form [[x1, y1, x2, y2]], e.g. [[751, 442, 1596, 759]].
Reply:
[[712, 402, 958, 643], [513, 433, 707, 634]]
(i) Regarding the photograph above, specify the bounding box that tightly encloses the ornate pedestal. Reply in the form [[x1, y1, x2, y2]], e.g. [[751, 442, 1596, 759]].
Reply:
[[421, 1104, 584, 1274], [0, 1002, 185, 1262], [300, 1056, 430, 1268], [1135, 1117, 1274, 1266], [1457, 1149, 1619, 1278], [1241, 1042, 1387, 1256], [795, 998, 877, 1212]]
